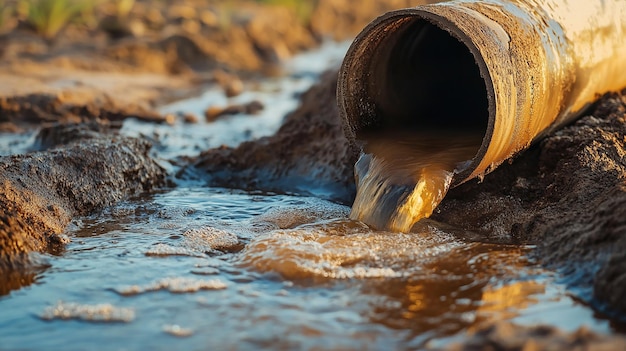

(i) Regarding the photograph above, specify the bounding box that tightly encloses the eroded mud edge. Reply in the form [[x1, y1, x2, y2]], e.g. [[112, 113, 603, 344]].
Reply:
[[0, 130, 166, 282]]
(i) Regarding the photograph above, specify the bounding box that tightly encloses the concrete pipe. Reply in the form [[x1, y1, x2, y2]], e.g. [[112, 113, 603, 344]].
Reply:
[[338, 0, 626, 185]]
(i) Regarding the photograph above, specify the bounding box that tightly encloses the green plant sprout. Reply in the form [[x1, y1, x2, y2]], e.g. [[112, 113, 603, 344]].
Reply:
[[23, 0, 94, 39]]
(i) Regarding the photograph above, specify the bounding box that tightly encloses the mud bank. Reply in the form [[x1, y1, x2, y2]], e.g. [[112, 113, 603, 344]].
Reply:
[[188, 71, 626, 318], [185, 70, 359, 203], [0, 93, 167, 132], [0, 126, 165, 278]]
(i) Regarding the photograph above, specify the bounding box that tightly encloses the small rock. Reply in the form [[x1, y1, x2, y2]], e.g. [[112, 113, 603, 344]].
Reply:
[[164, 113, 176, 125], [204, 106, 229, 122], [224, 79, 244, 98], [199, 10, 218, 28], [181, 112, 199, 124], [213, 70, 244, 98], [181, 19, 200, 35], [144, 8, 165, 29], [244, 100, 264, 115], [203, 100, 265, 122]]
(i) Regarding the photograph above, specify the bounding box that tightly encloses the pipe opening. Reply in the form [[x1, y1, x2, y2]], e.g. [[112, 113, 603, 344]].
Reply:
[[370, 19, 488, 131], [355, 16, 490, 172]]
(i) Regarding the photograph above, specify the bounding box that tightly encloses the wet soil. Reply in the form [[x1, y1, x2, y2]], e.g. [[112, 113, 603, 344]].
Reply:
[[186, 70, 359, 203], [0, 128, 165, 279]]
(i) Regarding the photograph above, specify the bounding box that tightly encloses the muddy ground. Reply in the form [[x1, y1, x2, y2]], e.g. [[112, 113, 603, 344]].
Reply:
[[184, 69, 359, 203], [1, 0, 626, 348], [0, 124, 165, 293]]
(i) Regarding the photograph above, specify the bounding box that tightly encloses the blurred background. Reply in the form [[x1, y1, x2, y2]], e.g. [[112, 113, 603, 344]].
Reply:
[[0, 0, 429, 74]]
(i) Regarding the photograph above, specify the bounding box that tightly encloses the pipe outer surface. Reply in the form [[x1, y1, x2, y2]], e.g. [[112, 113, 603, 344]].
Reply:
[[338, 0, 626, 184]]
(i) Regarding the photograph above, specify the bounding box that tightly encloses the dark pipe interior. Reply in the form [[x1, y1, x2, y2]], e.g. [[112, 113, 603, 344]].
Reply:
[[363, 18, 489, 136]]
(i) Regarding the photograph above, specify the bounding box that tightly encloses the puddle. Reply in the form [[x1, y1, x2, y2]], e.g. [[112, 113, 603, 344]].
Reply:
[[0, 41, 621, 349]]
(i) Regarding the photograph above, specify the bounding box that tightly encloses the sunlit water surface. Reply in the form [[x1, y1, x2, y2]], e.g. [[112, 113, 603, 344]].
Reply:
[[0, 188, 613, 350], [0, 41, 618, 350]]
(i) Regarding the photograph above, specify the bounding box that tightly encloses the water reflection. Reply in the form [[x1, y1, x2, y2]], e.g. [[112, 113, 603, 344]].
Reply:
[[0, 267, 40, 296], [0, 254, 50, 297], [362, 243, 543, 345]]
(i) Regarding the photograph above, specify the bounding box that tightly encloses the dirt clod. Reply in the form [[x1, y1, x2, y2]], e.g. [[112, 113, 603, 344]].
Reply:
[[0, 134, 166, 275], [203, 100, 265, 122]]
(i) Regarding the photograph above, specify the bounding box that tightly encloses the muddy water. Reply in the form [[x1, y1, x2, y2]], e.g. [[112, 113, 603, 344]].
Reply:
[[350, 131, 481, 232], [0, 188, 614, 350], [0, 43, 619, 350]]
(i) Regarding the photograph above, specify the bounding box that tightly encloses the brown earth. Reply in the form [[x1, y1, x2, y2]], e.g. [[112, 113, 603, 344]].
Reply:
[[0, 93, 167, 133], [441, 321, 626, 351], [0, 0, 430, 131], [0, 126, 166, 287], [183, 70, 359, 203]]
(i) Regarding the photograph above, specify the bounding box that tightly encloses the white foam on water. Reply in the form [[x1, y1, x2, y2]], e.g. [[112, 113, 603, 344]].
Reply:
[[238, 218, 463, 280], [182, 227, 239, 252], [115, 277, 227, 295], [40, 301, 135, 323], [145, 226, 240, 257], [145, 243, 204, 257], [252, 197, 350, 229], [163, 324, 194, 337]]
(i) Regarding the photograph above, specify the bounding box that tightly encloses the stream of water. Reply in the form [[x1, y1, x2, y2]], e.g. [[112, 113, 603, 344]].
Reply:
[[0, 41, 619, 350], [350, 130, 483, 232]]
